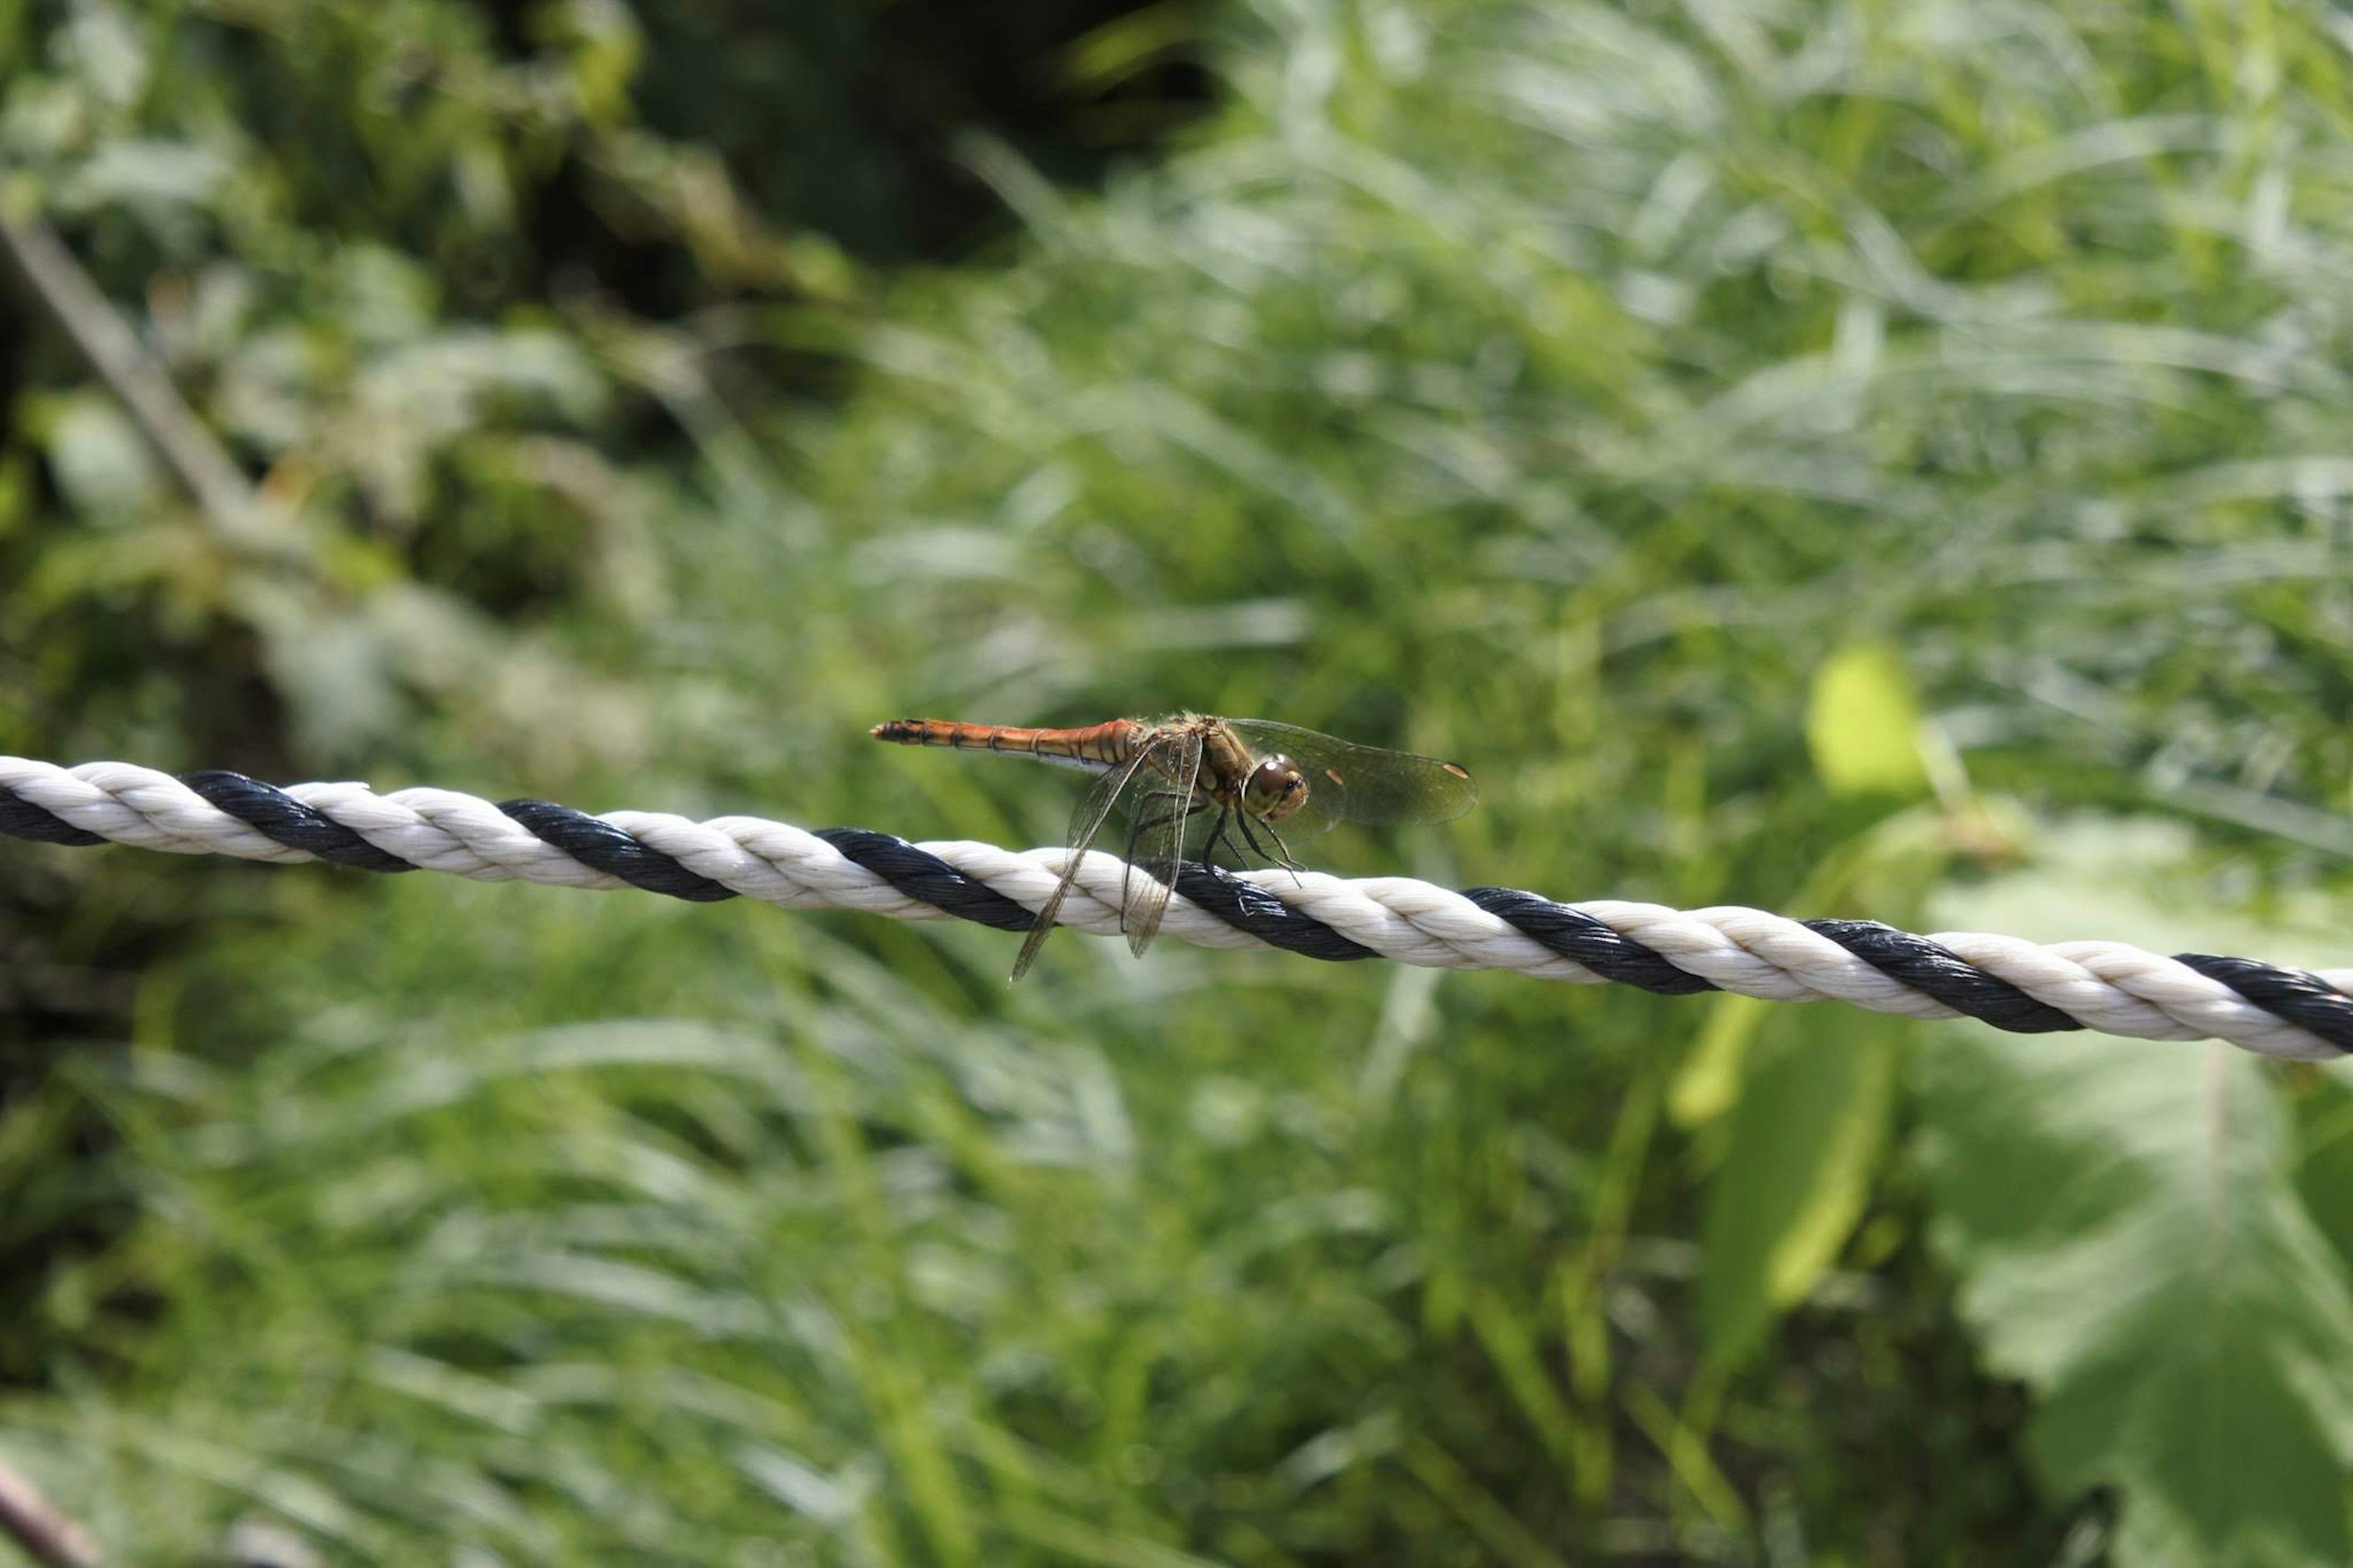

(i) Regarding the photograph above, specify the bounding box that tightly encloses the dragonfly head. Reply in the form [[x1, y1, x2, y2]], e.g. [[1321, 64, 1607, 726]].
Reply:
[[1241, 754, 1309, 822]]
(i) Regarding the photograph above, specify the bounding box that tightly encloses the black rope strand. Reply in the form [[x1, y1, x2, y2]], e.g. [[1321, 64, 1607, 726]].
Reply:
[[1800, 918, 2081, 1034], [816, 828, 1036, 933], [2173, 953, 2353, 1049], [814, 831, 1380, 960], [181, 771, 419, 873], [0, 788, 104, 846], [1461, 887, 1716, 994], [1172, 862, 1376, 962], [2, 776, 2347, 1053], [499, 798, 735, 902]]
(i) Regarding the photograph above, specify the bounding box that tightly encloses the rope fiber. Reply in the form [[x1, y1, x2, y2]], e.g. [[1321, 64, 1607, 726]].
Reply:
[[4, 756, 2349, 1061]]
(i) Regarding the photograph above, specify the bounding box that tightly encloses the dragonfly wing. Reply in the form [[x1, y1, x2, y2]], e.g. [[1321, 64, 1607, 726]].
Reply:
[[1118, 727, 1202, 958], [1224, 719, 1478, 833], [1010, 740, 1161, 981]]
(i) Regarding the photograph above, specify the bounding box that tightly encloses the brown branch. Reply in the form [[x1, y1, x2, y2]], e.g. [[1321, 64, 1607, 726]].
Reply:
[[0, 192, 296, 557], [0, 1456, 100, 1568]]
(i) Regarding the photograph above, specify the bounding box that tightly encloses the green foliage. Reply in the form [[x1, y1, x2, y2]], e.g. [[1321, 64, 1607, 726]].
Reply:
[[1922, 821, 2353, 1568], [1921, 1023, 2353, 1568], [0, 0, 845, 775], [6, 0, 2353, 1563]]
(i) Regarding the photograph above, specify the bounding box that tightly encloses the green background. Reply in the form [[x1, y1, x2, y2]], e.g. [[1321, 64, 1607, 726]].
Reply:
[[4, 1, 2352, 1563]]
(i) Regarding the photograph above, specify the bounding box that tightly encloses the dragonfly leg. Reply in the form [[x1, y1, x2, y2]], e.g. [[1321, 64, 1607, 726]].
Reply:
[[1264, 820, 1304, 878], [1234, 812, 1268, 863], [1127, 793, 1206, 844], [1200, 806, 1239, 870], [1238, 814, 1307, 880]]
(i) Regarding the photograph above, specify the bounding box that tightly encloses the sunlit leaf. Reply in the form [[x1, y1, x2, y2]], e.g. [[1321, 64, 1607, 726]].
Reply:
[[1805, 642, 1931, 799], [1668, 991, 1770, 1129], [1700, 1007, 1900, 1371]]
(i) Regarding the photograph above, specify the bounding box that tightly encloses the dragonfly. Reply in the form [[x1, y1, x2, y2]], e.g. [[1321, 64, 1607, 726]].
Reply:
[[871, 713, 1477, 979]]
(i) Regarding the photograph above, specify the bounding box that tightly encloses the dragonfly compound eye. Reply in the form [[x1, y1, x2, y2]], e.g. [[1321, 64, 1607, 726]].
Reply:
[[1244, 754, 1308, 820]]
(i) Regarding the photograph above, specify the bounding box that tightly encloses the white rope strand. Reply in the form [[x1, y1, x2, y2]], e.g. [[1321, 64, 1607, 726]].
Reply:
[[4, 757, 2347, 1061]]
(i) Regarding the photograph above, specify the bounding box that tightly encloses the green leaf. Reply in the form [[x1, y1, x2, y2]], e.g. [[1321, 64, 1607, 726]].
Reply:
[[1917, 823, 2353, 1568], [40, 391, 161, 518], [56, 138, 231, 216], [1669, 991, 1770, 1129], [1699, 1009, 1900, 1371], [1916, 1031, 2353, 1568], [1805, 642, 1930, 798], [2292, 1071, 2353, 1278]]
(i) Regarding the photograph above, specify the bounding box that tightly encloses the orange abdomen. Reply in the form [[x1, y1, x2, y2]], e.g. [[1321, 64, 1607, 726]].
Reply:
[[870, 718, 1139, 767]]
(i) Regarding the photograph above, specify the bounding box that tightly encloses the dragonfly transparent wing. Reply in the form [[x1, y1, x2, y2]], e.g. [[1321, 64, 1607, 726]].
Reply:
[[1010, 740, 1161, 981], [1223, 719, 1477, 837], [1116, 725, 1203, 958]]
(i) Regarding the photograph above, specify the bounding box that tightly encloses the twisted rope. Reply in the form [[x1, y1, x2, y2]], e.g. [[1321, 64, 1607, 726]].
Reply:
[[4, 757, 2349, 1061]]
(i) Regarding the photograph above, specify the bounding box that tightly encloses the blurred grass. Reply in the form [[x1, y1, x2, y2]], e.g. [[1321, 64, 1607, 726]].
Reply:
[[6, 0, 2353, 1562]]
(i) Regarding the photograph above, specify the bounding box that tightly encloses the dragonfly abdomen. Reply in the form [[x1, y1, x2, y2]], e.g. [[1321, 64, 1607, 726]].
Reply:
[[870, 718, 1140, 770]]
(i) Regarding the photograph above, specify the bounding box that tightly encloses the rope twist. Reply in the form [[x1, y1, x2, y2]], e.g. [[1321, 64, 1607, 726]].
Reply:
[[4, 757, 2347, 1061]]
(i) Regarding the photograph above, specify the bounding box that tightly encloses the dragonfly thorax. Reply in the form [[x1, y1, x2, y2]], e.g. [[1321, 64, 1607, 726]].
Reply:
[[1240, 752, 1308, 822]]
